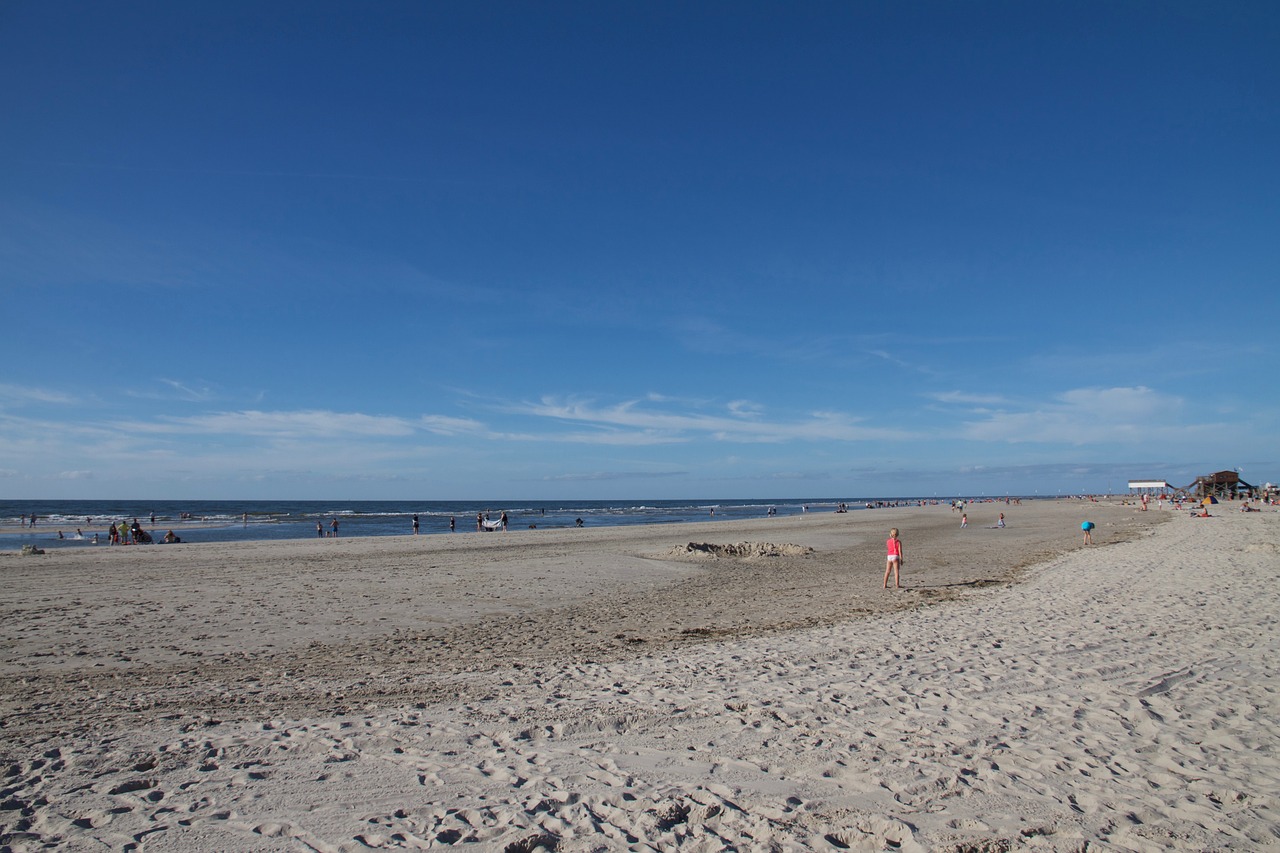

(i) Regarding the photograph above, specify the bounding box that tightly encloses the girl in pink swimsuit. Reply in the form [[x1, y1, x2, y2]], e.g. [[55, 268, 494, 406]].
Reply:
[[884, 528, 904, 589]]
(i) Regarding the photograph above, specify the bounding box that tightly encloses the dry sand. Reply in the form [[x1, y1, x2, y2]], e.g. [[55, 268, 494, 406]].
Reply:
[[1, 500, 1276, 851]]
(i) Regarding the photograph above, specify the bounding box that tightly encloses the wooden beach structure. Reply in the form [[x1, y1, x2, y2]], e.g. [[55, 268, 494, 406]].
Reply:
[[1183, 470, 1255, 500]]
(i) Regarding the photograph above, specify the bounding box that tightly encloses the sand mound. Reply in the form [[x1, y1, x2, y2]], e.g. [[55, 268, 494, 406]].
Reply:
[[669, 541, 814, 558]]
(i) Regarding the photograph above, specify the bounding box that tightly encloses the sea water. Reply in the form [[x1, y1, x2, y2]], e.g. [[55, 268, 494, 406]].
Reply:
[[0, 498, 928, 550]]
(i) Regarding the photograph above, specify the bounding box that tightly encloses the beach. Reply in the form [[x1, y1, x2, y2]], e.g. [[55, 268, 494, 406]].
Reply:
[[2, 499, 1276, 850]]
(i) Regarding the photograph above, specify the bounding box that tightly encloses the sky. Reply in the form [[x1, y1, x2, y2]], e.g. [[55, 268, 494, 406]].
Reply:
[[1, 1, 1278, 501]]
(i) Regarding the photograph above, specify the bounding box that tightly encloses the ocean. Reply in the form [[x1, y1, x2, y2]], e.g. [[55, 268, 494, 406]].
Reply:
[[0, 497, 950, 551]]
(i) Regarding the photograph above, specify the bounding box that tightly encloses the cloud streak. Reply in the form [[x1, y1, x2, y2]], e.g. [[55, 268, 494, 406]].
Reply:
[[939, 386, 1210, 444], [122, 410, 420, 439], [509, 396, 912, 444], [0, 384, 75, 405]]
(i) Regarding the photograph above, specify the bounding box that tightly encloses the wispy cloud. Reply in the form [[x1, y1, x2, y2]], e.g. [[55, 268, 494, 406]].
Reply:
[[122, 410, 420, 439], [543, 470, 687, 482], [536, 429, 688, 446], [419, 415, 487, 435], [864, 349, 942, 376], [154, 379, 216, 402], [952, 386, 1204, 444], [929, 391, 1010, 406], [509, 396, 911, 444], [727, 400, 764, 419], [0, 384, 75, 405]]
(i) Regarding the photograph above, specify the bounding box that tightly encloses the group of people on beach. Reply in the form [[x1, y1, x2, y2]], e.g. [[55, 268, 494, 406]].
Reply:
[[884, 509, 1099, 590], [104, 519, 177, 545], [476, 511, 509, 532], [959, 510, 1008, 529]]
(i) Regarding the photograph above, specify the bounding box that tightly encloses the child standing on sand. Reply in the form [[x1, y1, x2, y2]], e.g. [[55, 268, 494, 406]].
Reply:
[[884, 528, 904, 589]]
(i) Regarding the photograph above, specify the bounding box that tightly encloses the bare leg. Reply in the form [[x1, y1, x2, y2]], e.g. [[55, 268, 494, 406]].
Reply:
[[884, 559, 900, 588]]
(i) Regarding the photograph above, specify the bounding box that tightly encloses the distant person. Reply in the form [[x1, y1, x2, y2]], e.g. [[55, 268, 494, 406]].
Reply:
[[883, 528, 904, 589], [242, 513, 248, 526], [996, 512, 1006, 528], [960, 513, 968, 528], [476, 512, 483, 531], [575, 517, 584, 527], [1081, 520, 1095, 544], [500, 511, 508, 531], [331, 518, 339, 537], [449, 516, 455, 532], [412, 514, 419, 534], [317, 521, 324, 538], [163, 530, 181, 543]]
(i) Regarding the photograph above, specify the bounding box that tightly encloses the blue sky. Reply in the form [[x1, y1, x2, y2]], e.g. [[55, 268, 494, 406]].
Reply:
[[2, 1, 1277, 500]]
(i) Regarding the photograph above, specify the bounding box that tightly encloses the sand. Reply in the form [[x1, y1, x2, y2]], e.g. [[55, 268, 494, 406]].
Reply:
[[1, 500, 1276, 851]]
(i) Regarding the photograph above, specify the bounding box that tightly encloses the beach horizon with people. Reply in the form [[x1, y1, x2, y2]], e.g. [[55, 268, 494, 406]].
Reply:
[[0, 495, 1064, 550]]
